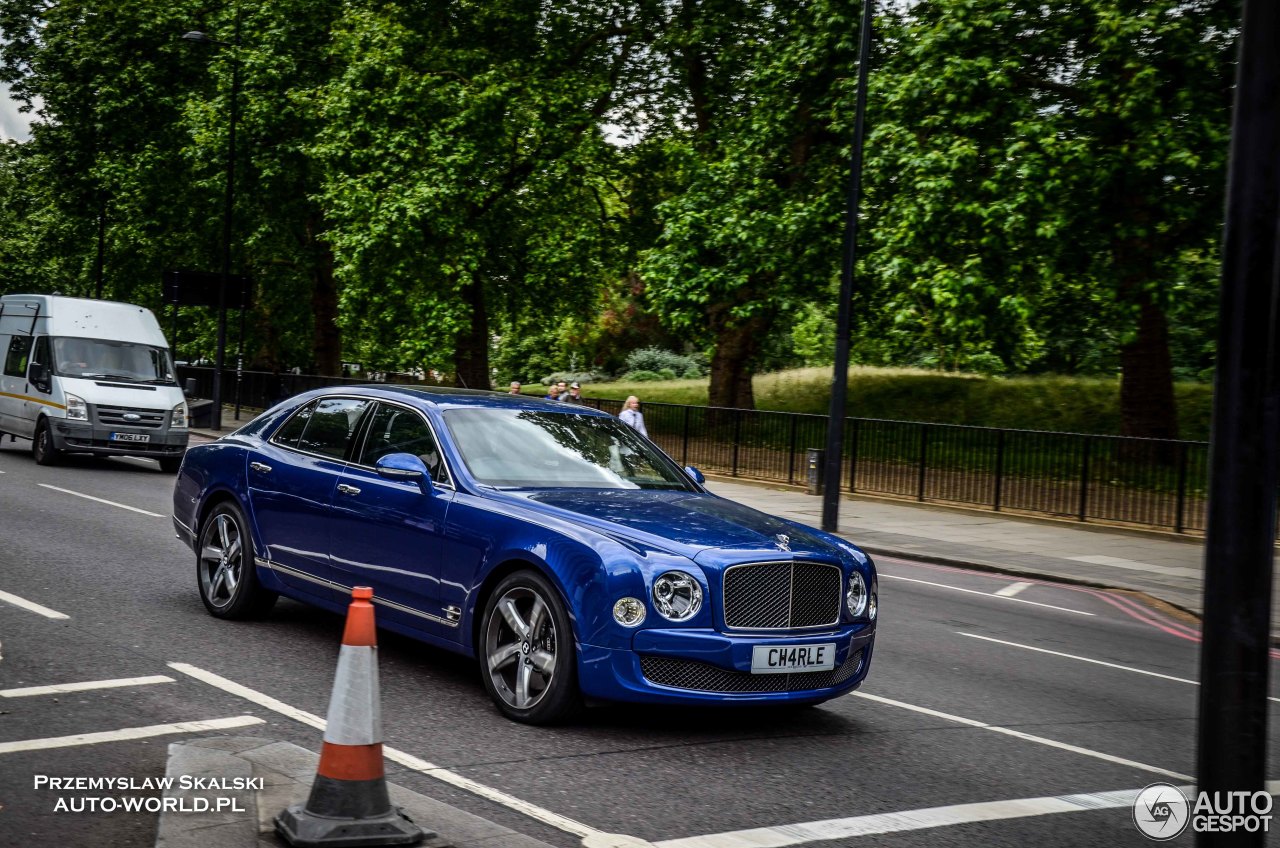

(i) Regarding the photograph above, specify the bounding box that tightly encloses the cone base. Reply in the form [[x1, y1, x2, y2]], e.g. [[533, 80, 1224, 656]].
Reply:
[[275, 803, 428, 847]]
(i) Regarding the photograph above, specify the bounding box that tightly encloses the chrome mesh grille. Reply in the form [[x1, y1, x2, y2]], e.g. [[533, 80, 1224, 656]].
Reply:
[[723, 561, 842, 629], [640, 649, 864, 694], [95, 406, 167, 429]]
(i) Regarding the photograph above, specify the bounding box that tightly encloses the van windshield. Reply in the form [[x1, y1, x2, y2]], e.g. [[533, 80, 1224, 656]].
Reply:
[[52, 336, 176, 384]]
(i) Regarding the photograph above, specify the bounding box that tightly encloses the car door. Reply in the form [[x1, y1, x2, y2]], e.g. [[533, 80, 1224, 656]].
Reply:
[[245, 396, 372, 599], [328, 401, 457, 638], [0, 334, 33, 436]]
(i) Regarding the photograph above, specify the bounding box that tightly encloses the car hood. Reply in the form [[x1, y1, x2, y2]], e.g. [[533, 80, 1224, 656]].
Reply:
[[514, 489, 840, 559]]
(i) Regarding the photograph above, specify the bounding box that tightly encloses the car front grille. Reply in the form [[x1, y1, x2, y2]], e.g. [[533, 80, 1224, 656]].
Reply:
[[723, 561, 842, 629], [640, 649, 864, 694], [95, 406, 167, 429]]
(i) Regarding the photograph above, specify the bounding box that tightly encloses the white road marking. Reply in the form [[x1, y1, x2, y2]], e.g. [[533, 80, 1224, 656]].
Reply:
[[994, 581, 1032, 598], [959, 632, 1280, 704], [0, 716, 263, 754], [879, 573, 1094, 616], [37, 484, 164, 517], [853, 692, 1190, 780], [653, 786, 1167, 848], [168, 662, 611, 841], [0, 588, 70, 619], [1, 675, 175, 698]]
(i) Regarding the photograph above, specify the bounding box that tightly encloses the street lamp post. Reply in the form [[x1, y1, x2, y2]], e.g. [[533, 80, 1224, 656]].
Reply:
[[821, 0, 874, 532], [182, 18, 240, 431]]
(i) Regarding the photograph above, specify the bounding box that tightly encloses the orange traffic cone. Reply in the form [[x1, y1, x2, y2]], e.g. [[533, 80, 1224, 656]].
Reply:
[[275, 587, 427, 846]]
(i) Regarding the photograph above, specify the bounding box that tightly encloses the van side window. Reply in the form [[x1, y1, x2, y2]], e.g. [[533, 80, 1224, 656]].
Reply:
[[30, 336, 50, 373], [4, 336, 32, 378]]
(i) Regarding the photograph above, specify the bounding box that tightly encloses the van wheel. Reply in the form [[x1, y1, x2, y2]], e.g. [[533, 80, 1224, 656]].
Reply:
[[32, 419, 60, 466]]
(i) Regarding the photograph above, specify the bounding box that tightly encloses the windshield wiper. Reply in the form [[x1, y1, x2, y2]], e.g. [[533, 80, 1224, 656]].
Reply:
[[82, 373, 139, 382]]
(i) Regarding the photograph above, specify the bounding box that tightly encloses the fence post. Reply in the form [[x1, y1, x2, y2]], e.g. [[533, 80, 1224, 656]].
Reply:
[[787, 415, 799, 485], [1175, 441, 1189, 534], [993, 429, 1006, 511], [917, 425, 929, 502], [731, 410, 742, 477], [848, 417, 860, 493], [1078, 436, 1092, 522], [682, 405, 691, 467]]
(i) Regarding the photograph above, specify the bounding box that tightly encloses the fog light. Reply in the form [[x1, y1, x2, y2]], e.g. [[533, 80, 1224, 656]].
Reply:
[[613, 597, 646, 627], [846, 572, 868, 618]]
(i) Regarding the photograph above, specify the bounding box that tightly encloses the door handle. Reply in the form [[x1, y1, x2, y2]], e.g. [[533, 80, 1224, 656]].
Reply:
[[249, 461, 272, 473], [336, 483, 361, 496]]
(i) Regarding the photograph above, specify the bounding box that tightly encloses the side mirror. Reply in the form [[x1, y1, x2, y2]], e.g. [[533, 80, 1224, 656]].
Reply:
[[375, 452, 433, 494], [685, 465, 705, 485], [29, 363, 50, 393]]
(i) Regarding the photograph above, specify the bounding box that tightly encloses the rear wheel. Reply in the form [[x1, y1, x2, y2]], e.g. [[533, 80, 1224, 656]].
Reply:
[[32, 418, 60, 466], [196, 501, 277, 619], [480, 571, 582, 725]]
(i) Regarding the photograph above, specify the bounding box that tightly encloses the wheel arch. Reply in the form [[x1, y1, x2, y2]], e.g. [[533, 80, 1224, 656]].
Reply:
[[469, 557, 572, 655]]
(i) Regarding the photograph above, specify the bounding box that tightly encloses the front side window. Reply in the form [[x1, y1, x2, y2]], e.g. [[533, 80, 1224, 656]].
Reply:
[[357, 403, 449, 484], [297, 397, 370, 460], [52, 336, 175, 384], [443, 408, 694, 490]]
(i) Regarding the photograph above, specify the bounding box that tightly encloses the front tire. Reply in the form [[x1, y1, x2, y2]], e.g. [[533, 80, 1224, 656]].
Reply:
[[196, 501, 277, 619], [480, 571, 582, 725], [32, 418, 60, 466]]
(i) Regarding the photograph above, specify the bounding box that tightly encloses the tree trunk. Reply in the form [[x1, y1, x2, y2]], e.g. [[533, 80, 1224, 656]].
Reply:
[[310, 243, 341, 376], [707, 309, 771, 410], [1119, 289, 1179, 441], [454, 276, 490, 389]]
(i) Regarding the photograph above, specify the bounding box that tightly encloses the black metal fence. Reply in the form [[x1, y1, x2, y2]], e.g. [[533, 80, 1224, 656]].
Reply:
[[179, 365, 1211, 535]]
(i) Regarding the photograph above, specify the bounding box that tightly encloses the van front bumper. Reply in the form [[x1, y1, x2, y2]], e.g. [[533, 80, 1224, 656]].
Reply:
[[52, 420, 188, 457]]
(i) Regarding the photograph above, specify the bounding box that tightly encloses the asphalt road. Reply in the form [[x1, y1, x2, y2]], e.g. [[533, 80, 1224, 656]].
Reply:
[[0, 438, 1276, 848]]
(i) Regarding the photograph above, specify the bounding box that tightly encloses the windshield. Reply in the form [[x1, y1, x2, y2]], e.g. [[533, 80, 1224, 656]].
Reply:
[[52, 336, 176, 384], [443, 408, 696, 490]]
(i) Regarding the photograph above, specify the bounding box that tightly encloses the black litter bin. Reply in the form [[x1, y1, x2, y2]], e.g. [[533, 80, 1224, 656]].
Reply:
[[187, 398, 216, 429]]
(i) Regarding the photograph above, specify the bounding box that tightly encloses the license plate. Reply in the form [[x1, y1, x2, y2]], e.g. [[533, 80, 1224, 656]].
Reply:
[[751, 643, 836, 674], [110, 432, 150, 443]]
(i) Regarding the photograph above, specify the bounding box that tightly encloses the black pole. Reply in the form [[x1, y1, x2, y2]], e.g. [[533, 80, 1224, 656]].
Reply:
[[211, 10, 240, 432], [1196, 2, 1280, 843], [235, 282, 246, 420], [822, 0, 874, 531]]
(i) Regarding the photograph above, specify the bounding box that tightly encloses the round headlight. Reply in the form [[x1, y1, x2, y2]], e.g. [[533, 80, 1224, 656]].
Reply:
[[846, 571, 868, 618], [652, 571, 702, 622], [613, 597, 646, 627]]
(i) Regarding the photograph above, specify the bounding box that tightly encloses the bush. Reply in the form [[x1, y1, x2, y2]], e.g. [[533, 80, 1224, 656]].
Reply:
[[624, 347, 707, 379], [540, 370, 610, 386]]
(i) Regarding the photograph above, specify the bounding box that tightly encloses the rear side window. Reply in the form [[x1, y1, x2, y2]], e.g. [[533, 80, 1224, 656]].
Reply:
[[271, 401, 316, 449], [4, 335, 32, 378], [297, 397, 370, 460]]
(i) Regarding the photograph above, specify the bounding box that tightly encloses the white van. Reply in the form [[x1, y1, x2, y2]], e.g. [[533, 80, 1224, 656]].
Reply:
[[0, 294, 189, 471]]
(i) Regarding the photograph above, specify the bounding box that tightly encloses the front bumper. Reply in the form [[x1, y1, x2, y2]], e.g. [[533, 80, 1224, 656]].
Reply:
[[52, 419, 188, 457], [578, 623, 876, 705]]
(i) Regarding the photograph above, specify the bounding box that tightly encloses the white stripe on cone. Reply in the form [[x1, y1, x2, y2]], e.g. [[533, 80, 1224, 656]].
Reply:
[[322, 645, 383, 747]]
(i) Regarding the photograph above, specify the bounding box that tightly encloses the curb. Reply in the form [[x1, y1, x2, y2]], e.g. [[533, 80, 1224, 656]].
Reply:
[[156, 736, 558, 848]]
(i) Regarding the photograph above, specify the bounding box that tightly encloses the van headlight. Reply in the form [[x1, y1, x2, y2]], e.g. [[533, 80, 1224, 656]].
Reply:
[[171, 401, 189, 429], [652, 571, 702, 622], [65, 393, 88, 421]]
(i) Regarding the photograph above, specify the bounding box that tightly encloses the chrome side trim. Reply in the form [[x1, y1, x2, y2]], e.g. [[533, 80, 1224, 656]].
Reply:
[[257, 557, 458, 628]]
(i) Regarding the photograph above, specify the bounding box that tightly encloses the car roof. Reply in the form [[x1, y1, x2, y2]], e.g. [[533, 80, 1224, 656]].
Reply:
[[302, 384, 615, 416]]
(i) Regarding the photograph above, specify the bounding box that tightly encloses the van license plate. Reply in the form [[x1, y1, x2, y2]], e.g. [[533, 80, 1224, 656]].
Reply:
[[110, 433, 150, 443], [751, 643, 836, 674]]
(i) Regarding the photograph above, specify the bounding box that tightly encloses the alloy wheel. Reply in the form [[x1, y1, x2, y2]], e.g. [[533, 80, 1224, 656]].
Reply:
[[484, 585, 558, 711]]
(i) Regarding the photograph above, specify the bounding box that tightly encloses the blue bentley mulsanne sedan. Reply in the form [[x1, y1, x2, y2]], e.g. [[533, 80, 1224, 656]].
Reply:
[[172, 386, 878, 723]]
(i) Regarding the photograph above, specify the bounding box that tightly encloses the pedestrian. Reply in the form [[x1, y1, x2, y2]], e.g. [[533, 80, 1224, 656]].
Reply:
[[509, 381, 522, 395], [562, 382, 585, 405], [555, 380, 569, 400], [545, 383, 561, 401], [619, 395, 648, 437]]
